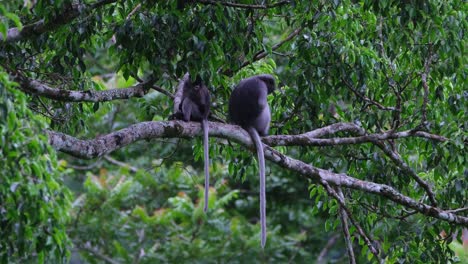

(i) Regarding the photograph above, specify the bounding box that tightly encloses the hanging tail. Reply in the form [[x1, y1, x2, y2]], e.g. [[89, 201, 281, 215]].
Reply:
[[248, 127, 267, 248], [202, 119, 210, 212]]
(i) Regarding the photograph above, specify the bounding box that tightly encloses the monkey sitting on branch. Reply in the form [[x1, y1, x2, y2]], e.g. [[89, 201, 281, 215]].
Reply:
[[228, 74, 276, 248], [171, 73, 211, 212]]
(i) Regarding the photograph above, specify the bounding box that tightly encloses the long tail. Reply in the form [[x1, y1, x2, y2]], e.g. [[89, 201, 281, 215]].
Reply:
[[202, 119, 210, 212], [248, 127, 266, 248]]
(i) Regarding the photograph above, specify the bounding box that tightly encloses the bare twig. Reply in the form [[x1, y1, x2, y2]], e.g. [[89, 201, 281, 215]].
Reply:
[[446, 207, 468, 214], [240, 28, 302, 68], [67, 161, 103, 170], [132, 74, 174, 99], [341, 77, 397, 111], [317, 234, 340, 263], [76, 244, 121, 264], [421, 45, 434, 124], [126, 3, 142, 19], [104, 156, 139, 173]]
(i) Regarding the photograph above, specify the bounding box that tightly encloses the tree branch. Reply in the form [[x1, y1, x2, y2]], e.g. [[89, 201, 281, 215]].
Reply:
[[266, 121, 440, 206], [421, 45, 434, 124], [76, 244, 121, 264], [341, 77, 397, 111], [104, 156, 139, 173], [263, 124, 447, 147], [13, 74, 155, 102], [335, 189, 357, 264], [46, 121, 468, 226], [0, 0, 117, 43], [373, 141, 437, 206], [240, 27, 303, 68], [317, 234, 339, 264], [325, 185, 378, 259]]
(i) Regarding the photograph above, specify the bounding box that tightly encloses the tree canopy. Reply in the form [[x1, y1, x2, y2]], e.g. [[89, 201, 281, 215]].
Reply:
[[0, 0, 466, 263]]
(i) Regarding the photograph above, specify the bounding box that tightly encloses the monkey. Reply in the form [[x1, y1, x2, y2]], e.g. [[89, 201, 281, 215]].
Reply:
[[228, 74, 276, 248], [171, 73, 211, 212]]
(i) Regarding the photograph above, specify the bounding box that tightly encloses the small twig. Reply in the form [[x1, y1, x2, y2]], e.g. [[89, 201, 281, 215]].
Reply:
[[76, 244, 121, 264], [126, 3, 142, 19], [421, 45, 434, 124], [132, 74, 175, 99], [67, 161, 103, 170], [104, 156, 139, 173], [341, 77, 397, 111], [360, 202, 418, 221], [241, 28, 303, 68], [317, 234, 340, 263], [445, 207, 468, 214]]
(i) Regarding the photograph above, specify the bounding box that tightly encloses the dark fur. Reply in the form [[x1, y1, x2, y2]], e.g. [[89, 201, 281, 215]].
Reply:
[[228, 74, 275, 248], [172, 75, 211, 212]]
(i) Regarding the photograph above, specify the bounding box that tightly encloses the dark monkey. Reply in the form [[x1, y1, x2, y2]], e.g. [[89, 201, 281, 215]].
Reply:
[[228, 74, 276, 248], [172, 74, 211, 212]]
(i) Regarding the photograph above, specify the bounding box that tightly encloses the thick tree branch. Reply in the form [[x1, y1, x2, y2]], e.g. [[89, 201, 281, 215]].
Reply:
[[13, 74, 155, 102], [0, 0, 117, 43], [46, 121, 468, 226]]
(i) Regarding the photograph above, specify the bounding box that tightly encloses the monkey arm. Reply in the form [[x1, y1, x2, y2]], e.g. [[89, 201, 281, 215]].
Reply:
[[181, 99, 193, 122]]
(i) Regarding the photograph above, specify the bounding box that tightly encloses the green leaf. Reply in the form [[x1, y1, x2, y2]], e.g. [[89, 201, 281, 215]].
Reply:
[[0, 23, 7, 40], [5, 13, 23, 30]]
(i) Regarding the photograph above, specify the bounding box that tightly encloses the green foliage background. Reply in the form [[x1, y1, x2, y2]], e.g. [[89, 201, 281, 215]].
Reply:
[[0, 0, 466, 263], [0, 72, 71, 262]]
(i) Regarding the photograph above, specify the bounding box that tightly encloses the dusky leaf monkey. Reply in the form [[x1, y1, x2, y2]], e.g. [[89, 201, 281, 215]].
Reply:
[[228, 74, 276, 248], [172, 73, 211, 212]]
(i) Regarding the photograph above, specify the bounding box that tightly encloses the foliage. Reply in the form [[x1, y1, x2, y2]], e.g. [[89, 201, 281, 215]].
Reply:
[[69, 163, 316, 263], [0, 70, 72, 263], [0, 0, 466, 263]]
